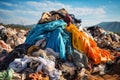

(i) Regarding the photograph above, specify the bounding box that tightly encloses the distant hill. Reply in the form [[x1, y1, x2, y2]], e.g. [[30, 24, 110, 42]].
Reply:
[[25, 24, 36, 28], [96, 22, 120, 33], [0, 23, 30, 30], [0, 23, 36, 30]]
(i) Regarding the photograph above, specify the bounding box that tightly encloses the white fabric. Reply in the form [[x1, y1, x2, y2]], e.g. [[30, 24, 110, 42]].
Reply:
[[45, 48, 59, 57], [9, 57, 31, 72], [9, 55, 61, 79]]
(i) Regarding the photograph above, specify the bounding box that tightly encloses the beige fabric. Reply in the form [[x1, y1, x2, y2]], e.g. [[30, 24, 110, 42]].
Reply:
[[38, 8, 68, 24]]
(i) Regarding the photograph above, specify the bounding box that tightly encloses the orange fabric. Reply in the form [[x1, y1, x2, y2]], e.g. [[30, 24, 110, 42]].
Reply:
[[26, 71, 49, 80], [65, 23, 111, 64], [0, 40, 8, 49]]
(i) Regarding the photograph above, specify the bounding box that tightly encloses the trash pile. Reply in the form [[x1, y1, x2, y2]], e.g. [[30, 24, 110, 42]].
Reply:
[[0, 8, 120, 80], [87, 26, 120, 51], [0, 25, 26, 51]]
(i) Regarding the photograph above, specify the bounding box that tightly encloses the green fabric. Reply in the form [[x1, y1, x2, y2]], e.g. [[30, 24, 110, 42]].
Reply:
[[0, 68, 14, 80]]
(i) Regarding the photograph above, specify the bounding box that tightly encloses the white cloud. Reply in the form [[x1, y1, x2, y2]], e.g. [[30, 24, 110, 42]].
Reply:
[[0, 9, 39, 25], [68, 7, 106, 17], [26, 1, 106, 17], [0, 17, 37, 25], [81, 19, 102, 27], [0, 1, 107, 26], [0, 1, 19, 7]]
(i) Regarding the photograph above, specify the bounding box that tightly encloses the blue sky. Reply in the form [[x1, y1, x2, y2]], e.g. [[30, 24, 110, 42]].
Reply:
[[0, 0, 120, 27]]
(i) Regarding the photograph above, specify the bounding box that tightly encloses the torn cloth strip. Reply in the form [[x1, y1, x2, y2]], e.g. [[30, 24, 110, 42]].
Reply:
[[65, 23, 111, 64]]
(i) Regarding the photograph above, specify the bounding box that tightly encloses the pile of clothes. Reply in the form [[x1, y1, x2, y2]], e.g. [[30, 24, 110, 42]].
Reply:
[[0, 8, 120, 80], [0, 25, 26, 51], [87, 26, 120, 51]]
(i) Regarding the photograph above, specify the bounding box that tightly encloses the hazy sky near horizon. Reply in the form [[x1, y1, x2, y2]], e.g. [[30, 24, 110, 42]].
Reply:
[[0, 0, 120, 27]]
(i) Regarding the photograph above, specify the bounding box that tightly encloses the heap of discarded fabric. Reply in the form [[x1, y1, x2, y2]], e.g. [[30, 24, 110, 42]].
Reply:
[[25, 8, 111, 65], [0, 8, 117, 80], [87, 26, 120, 50]]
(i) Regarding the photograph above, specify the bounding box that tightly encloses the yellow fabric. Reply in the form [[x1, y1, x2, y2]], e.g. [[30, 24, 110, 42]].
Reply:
[[65, 23, 111, 64]]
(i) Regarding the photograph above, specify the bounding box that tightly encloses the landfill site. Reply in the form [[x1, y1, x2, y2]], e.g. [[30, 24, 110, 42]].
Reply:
[[0, 8, 120, 80]]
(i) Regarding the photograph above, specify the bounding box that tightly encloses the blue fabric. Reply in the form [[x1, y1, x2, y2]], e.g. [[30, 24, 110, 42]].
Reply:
[[64, 30, 73, 55], [46, 28, 66, 59], [25, 20, 73, 60], [25, 20, 66, 44]]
